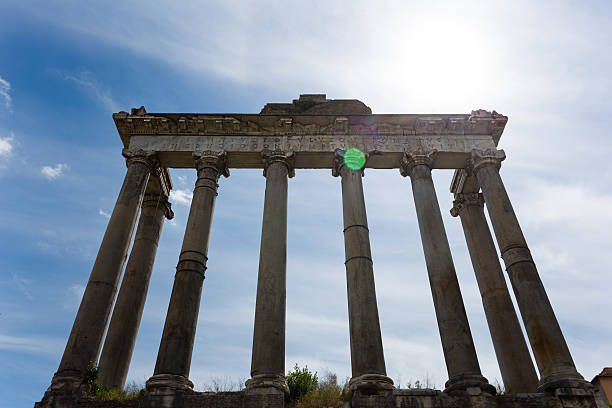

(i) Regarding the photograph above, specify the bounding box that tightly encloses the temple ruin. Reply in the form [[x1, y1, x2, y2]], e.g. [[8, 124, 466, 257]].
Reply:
[[36, 95, 600, 408]]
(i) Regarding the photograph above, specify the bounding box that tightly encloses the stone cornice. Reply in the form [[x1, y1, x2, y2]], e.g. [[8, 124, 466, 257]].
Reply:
[[115, 106, 507, 170], [114, 110, 508, 148]]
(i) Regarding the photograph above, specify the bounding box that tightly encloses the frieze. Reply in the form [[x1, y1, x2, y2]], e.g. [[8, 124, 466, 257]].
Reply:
[[114, 110, 507, 170]]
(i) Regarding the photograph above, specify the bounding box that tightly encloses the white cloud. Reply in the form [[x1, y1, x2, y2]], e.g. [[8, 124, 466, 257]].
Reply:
[[98, 209, 111, 219], [12, 274, 33, 301], [0, 75, 11, 109], [169, 188, 193, 206], [41, 163, 67, 179], [0, 132, 14, 156], [62, 70, 118, 112], [0, 334, 64, 355]]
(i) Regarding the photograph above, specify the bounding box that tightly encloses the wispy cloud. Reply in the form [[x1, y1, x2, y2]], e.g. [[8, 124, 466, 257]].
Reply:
[[12, 274, 33, 301], [169, 188, 193, 206], [0, 334, 63, 355], [0, 75, 11, 109], [98, 209, 111, 219], [41, 163, 67, 179], [62, 70, 118, 112], [0, 132, 14, 156]]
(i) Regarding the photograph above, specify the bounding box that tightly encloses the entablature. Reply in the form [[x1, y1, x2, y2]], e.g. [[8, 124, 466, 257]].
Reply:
[[113, 102, 507, 170]]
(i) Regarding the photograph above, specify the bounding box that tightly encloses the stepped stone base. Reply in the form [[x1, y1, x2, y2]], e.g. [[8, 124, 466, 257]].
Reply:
[[35, 387, 602, 408]]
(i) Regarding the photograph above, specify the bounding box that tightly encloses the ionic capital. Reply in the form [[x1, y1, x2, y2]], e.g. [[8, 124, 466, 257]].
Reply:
[[399, 150, 437, 177], [468, 149, 506, 174], [142, 192, 174, 220], [450, 192, 484, 217], [122, 148, 158, 170], [262, 150, 295, 178], [193, 150, 230, 178]]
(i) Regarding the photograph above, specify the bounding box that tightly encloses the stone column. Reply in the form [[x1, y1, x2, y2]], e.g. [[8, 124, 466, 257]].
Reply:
[[147, 151, 229, 395], [246, 151, 294, 395], [50, 149, 157, 394], [470, 149, 590, 392], [98, 189, 174, 390], [332, 149, 393, 395], [450, 191, 539, 393], [400, 151, 493, 394]]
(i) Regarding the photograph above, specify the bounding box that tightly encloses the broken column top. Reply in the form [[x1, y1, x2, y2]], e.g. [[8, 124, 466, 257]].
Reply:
[[260, 94, 372, 115]]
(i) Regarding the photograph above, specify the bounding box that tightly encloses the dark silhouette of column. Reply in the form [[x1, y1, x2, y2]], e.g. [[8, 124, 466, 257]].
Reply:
[[147, 151, 229, 395], [333, 149, 393, 396], [247, 151, 295, 395], [451, 189, 538, 393], [99, 188, 174, 389], [470, 149, 590, 392], [50, 149, 157, 394], [400, 151, 494, 394]]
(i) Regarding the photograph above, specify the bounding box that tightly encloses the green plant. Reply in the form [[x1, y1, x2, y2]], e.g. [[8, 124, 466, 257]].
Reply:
[[295, 372, 346, 408], [83, 363, 101, 397], [82, 365, 144, 401], [91, 386, 143, 401], [287, 364, 318, 402]]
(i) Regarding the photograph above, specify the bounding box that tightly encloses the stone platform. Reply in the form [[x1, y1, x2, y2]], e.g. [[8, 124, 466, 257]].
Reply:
[[35, 387, 603, 408]]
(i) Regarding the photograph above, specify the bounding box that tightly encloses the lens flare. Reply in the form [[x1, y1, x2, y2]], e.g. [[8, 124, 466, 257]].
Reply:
[[344, 148, 366, 171]]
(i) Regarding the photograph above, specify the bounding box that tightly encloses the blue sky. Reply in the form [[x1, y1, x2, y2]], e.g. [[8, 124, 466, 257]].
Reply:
[[1, 1, 611, 407]]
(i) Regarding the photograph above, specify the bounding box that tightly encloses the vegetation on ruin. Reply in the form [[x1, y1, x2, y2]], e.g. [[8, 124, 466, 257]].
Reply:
[[292, 371, 348, 408], [286, 364, 319, 403], [83, 364, 143, 401]]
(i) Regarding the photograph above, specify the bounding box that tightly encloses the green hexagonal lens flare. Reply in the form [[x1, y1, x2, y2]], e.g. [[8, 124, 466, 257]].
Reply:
[[344, 148, 366, 171]]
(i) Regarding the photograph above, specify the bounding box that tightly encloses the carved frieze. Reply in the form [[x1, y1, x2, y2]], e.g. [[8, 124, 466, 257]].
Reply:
[[113, 109, 507, 170]]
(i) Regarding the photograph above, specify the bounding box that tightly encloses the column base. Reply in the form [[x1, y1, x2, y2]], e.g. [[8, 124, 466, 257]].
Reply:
[[145, 374, 194, 408], [245, 374, 289, 395], [444, 373, 496, 395], [146, 373, 194, 394], [348, 374, 394, 397], [49, 370, 85, 395], [538, 377, 594, 395]]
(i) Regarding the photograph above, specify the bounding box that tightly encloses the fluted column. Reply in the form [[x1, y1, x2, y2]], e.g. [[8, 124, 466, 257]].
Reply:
[[451, 191, 538, 393], [147, 151, 229, 394], [400, 151, 493, 394], [50, 149, 157, 394], [470, 149, 590, 392], [98, 189, 174, 390], [332, 149, 393, 395], [246, 151, 294, 395]]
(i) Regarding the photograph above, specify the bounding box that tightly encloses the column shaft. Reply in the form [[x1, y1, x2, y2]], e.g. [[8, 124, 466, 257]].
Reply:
[[333, 151, 392, 394], [248, 151, 293, 394], [471, 150, 587, 391], [451, 192, 538, 393], [98, 192, 173, 389], [147, 151, 228, 392], [401, 152, 492, 393], [52, 149, 156, 392]]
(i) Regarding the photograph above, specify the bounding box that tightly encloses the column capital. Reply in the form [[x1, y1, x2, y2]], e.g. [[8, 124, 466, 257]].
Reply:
[[450, 192, 484, 217], [399, 150, 437, 177], [193, 150, 230, 178], [468, 149, 506, 174], [262, 149, 295, 178], [122, 148, 158, 170], [142, 192, 174, 220]]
